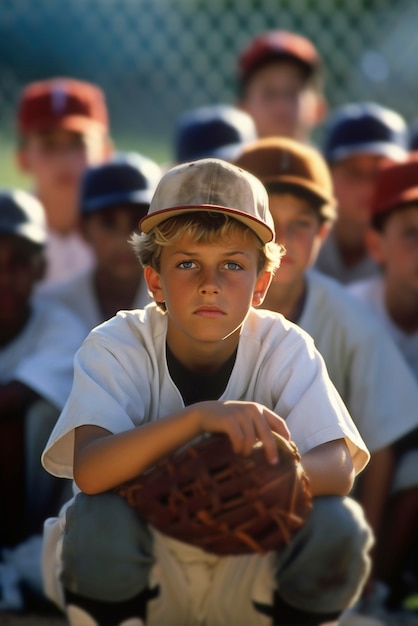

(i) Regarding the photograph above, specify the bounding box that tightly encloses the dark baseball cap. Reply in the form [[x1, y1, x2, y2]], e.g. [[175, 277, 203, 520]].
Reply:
[[80, 152, 162, 215], [17, 77, 109, 135], [238, 30, 322, 85], [234, 137, 336, 221], [323, 102, 408, 164], [174, 104, 257, 163], [0, 189, 47, 246], [370, 154, 418, 223]]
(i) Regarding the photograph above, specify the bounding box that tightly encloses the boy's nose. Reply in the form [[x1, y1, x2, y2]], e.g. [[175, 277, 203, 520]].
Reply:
[[198, 269, 220, 294]]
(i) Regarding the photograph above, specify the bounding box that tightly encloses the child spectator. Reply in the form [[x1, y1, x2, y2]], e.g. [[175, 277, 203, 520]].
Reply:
[[40, 152, 161, 334], [236, 29, 327, 142], [41, 158, 371, 626], [315, 101, 408, 284], [233, 137, 418, 624], [0, 189, 86, 608], [349, 155, 418, 612], [16, 77, 113, 288], [173, 103, 257, 163]]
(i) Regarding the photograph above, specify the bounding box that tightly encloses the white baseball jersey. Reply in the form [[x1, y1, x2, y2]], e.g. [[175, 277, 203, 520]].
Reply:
[[0, 298, 86, 410], [315, 228, 379, 284], [298, 269, 418, 452], [42, 303, 369, 479], [349, 275, 418, 382], [39, 268, 152, 334]]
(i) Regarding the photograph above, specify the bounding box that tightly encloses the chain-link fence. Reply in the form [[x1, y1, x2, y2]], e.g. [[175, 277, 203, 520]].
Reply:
[[1, 0, 418, 166]]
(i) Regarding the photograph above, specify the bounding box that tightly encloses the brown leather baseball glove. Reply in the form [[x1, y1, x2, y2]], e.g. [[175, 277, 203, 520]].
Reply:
[[114, 432, 312, 555]]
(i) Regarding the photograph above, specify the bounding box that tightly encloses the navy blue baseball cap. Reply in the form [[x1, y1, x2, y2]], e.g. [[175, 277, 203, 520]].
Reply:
[[0, 189, 47, 246], [174, 104, 257, 163], [323, 102, 408, 164], [80, 152, 162, 215]]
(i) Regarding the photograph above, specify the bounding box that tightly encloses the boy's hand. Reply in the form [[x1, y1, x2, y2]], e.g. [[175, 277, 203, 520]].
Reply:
[[198, 400, 290, 465]]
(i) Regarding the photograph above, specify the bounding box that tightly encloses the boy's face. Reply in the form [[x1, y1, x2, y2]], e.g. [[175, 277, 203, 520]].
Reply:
[[268, 193, 329, 286], [367, 205, 418, 292], [144, 228, 271, 358], [81, 204, 147, 282], [17, 128, 111, 233], [0, 234, 44, 325], [331, 154, 385, 230], [239, 60, 324, 140]]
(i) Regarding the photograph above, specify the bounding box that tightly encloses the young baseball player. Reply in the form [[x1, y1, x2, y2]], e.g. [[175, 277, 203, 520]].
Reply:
[[236, 29, 327, 142], [173, 103, 257, 163], [349, 155, 418, 612], [0, 189, 86, 608], [233, 137, 418, 623], [40, 152, 161, 334], [315, 101, 408, 284], [41, 158, 372, 626], [15, 77, 113, 289]]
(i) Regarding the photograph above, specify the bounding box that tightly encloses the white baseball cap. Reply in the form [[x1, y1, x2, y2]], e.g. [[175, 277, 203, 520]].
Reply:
[[139, 158, 275, 244]]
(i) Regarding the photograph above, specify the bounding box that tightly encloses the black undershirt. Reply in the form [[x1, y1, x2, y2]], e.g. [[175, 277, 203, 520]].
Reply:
[[166, 344, 237, 406]]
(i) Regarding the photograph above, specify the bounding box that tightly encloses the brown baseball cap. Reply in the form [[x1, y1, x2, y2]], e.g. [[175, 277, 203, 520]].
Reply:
[[370, 154, 418, 224], [234, 137, 336, 221], [17, 77, 109, 135], [140, 158, 275, 244], [238, 30, 321, 84]]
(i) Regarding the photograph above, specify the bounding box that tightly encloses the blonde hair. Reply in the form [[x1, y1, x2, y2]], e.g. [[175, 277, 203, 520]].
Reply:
[[131, 211, 284, 275]]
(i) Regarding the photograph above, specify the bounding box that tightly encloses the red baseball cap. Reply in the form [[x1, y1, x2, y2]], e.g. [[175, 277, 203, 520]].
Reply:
[[238, 30, 321, 84], [17, 77, 109, 135], [370, 154, 418, 221]]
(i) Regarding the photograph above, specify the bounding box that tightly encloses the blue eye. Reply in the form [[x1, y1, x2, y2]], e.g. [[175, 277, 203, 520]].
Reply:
[[224, 262, 242, 271], [178, 260, 196, 269]]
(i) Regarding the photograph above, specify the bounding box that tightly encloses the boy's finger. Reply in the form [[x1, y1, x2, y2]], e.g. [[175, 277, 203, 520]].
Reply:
[[266, 412, 291, 440]]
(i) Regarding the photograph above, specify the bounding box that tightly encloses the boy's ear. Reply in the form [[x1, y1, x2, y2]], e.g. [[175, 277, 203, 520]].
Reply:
[[313, 93, 328, 126], [144, 266, 165, 303], [252, 270, 273, 307], [365, 227, 385, 264], [308, 220, 332, 266]]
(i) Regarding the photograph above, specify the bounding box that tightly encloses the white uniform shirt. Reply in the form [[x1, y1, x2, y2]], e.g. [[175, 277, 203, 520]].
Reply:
[[349, 275, 418, 381], [0, 298, 86, 410], [315, 229, 379, 284], [42, 303, 369, 479], [298, 269, 418, 452], [39, 268, 152, 334]]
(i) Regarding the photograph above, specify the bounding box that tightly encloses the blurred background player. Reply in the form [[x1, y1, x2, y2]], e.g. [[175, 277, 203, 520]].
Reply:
[[0, 190, 86, 609], [15, 77, 113, 289], [349, 156, 418, 612], [173, 103, 257, 164], [315, 101, 408, 284], [236, 29, 327, 143], [233, 137, 418, 624], [40, 152, 161, 334]]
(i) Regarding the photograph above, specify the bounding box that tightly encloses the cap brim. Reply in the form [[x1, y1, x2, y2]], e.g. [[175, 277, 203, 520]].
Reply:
[[0, 223, 46, 246], [374, 185, 418, 216], [262, 173, 336, 208], [140, 204, 274, 243], [188, 143, 251, 163], [82, 190, 153, 214], [24, 115, 107, 135], [328, 142, 407, 164]]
